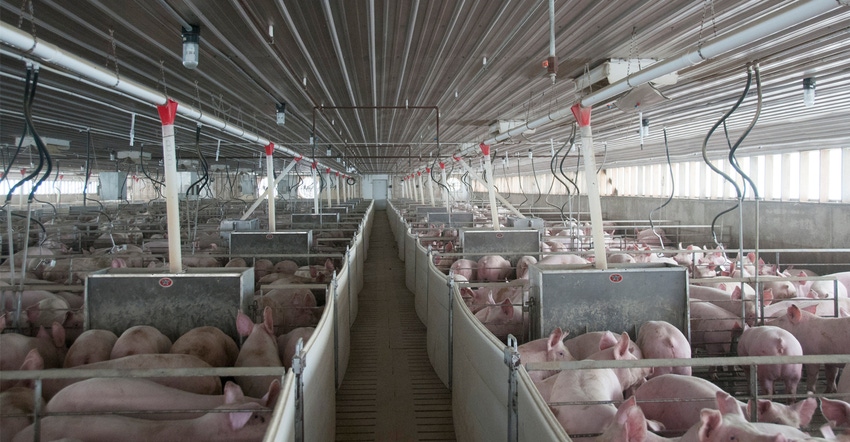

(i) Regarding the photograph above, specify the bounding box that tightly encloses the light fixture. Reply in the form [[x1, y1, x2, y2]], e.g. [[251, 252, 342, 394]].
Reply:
[[327, 147, 332, 156], [276, 103, 286, 126], [640, 118, 650, 137], [109, 150, 116, 161], [803, 77, 816, 107], [181, 25, 200, 69]]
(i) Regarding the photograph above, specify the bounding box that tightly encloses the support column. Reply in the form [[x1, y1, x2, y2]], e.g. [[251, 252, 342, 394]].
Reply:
[[426, 167, 435, 207], [265, 143, 276, 232], [440, 161, 450, 211], [156, 99, 183, 273], [312, 162, 319, 214], [571, 104, 607, 270], [479, 143, 500, 230], [326, 168, 333, 207]]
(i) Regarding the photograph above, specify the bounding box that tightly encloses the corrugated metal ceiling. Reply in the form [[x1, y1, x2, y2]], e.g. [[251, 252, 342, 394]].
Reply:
[[1, 0, 848, 177]]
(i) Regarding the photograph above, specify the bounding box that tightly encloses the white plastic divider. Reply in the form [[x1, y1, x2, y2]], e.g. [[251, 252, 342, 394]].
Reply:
[[426, 258, 452, 388], [265, 372, 297, 442], [404, 232, 418, 292], [300, 284, 336, 442], [414, 244, 432, 304], [451, 285, 569, 441], [335, 261, 352, 389]]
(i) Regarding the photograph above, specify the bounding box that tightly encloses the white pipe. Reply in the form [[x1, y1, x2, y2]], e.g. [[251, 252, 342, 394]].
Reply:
[[548, 0, 556, 58], [335, 173, 340, 204], [440, 162, 450, 211], [241, 158, 299, 220], [571, 105, 608, 270], [418, 172, 425, 204], [453, 157, 525, 219], [325, 169, 332, 207], [479, 0, 846, 146], [427, 168, 435, 206], [265, 148, 276, 233], [0, 22, 338, 174], [312, 165, 319, 214], [157, 100, 183, 273], [480, 145, 500, 230]]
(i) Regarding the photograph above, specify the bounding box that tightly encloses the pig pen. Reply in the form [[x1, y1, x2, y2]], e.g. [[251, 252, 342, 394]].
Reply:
[[387, 200, 850, 440], [1, 200, 373, 442]]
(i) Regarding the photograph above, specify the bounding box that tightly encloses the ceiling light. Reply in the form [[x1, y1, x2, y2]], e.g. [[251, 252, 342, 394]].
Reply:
[[327, 147, 332, 156], [803, 77, 816, 107], [182, 25, 200, 69], [276, 103, 286, 126]]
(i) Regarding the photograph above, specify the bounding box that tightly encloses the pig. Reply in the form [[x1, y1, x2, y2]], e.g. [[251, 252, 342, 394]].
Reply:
[[253, 258, 275, 281], [517, 327, 572, 381], [595, 396, 673, 442], [820, 397, 850, 428], [276, 326, 315, 369], [449, 259, 478, 281], [515, 256, 537, 280], [294, 258, 335, 283], [748, 397, 817, 429], [225, 257, 247, 267], [713, 391, 810, 440], [273, 260, 299, 275], [0, 386, 37, 442], [538, 253, 589, 266], [0, 322, 67, 390], [635, 374, 737, 433], [736, 325, 803, 396], [808, 277, 848, 299], [46, 378, 280, 421], [254, 287, 319, 334], [636, 320, 692, 378], [767, 304, 850, 393], [476, 255, 513, 282], [679, 408, 789, 442], [839, 363, 850, 393], [64, 329, 118, 368], [607, 253, 636, 264], [474, 295, 523, 341], [234, 307, 284, 398], [762, 298, 850, 319], [1, 289, 71, 333], [170, 326, 239, 368], [460, 287, 492, 314], [689, 299, 745, 356], [12, 392, 272, 442], [564, 331, 643, 361], [761, 273, 799, 301], [545, 333, 645, 440], [20, 351, 222, 400], [110, 325, 173, 359]]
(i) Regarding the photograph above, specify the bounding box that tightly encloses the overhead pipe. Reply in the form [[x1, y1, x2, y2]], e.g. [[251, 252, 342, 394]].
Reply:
[[452, 156, 525, 219], [546, 0, 557, 84], [479, 0, 847, 147], [265, 143, 276, 232], [241, 156, 301, 220], [571, 104, 608, 270], [0, 22, 338, 175]]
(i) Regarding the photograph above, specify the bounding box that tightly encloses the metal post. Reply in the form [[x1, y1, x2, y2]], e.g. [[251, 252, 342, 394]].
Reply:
[[440, 161, 450, 212], [265, 143, 276, 233], [504, 335, 520, 442], [571, 104, 608, 270], [311, 162, 319, 214], [293, 338, 306, 442], [427, 167, 435, 206]]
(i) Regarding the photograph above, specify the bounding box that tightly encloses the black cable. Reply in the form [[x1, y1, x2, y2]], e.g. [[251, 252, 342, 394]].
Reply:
[[2, 68, 33, 188], [516, 153, 528, 209], [728, 65, 762, 200], [26, 68, 52, 200], [83, 130, 93, 206], [0, 208, 46, 237], [648, 127, 675, 249]]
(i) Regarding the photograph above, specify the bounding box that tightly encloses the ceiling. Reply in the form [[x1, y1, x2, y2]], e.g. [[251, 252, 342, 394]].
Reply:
[[1, 0, 849, 180]]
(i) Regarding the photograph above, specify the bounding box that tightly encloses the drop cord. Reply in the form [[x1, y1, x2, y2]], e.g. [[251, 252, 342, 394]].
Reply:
[[648, 128, 674, 250]]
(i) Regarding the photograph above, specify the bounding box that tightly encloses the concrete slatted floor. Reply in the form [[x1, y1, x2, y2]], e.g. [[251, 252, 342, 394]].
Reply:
[[336, 210, 456, 441]]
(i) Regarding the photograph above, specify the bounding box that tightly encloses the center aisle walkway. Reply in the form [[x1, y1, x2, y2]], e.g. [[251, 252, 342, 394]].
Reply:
[[336, 210, 456, 441]]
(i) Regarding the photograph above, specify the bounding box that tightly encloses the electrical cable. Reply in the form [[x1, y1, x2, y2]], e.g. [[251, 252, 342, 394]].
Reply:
[[516, 153, 529, 209], [703, 66, 751, 247], [648, 127, 675, 250]]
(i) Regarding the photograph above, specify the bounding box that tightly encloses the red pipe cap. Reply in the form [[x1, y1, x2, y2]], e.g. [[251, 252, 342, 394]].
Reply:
[[426, 167, 431, 173], [417, 171, 421, 176], [479, 142, 490, 156], [156, 99, 179, 125], [439, 162, 445, 169], [264, 143, 275, 156], [571, 103, 592, 127], [311, 161, 318, 169], [295, 155, 303, 162], [326, 168, 331, 174]]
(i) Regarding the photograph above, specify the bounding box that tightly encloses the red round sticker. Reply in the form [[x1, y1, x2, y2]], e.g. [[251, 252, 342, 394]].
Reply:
[[266, 234, 274, 239], [158, 278, 174, 288], [609, 274, 623, 283], [496, 233, 504, 239]]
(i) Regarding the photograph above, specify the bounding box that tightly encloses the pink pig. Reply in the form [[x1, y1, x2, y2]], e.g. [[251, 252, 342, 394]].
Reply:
[[234, 307, 284, 398], [767, 304, 850, 393], [736, 325, 803, 396], [64, 329, 118, 368], [476, 255, 513, 282], [517, 327, 572, 381], [636, 320, 692, 378], [474, 295, 523, 341], [110, 325, 173, 359], [170, 326, 240, 368], [449, 259, 478, 281]]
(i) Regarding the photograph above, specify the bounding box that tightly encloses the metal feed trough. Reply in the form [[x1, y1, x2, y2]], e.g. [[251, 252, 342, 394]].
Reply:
[[506, 216, 544, 229], [230, 231, 313, 266], [85, 267, 254, 342], [291, 213, 339, 227], [459, 229, 541, 264], [528, 262, 689, 342], [219, 218, 260, 240], [427, 212, 474, 227]]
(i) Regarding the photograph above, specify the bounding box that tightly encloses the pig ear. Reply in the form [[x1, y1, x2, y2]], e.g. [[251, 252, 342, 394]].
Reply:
[[547, 328, 563, 351], [792, 397, 817, 427], [263, 379, 282, 408], [800, 305, 818, 315], [229, 411, 254, 430], [223, 381, 245, 404], [613, 332, 630, 359], [236, 310, 254, 337], [820, 397, 850, 427], [50, 322, 66, 348], [598, 332, 618, 351], [698, 409, 723, 440], [262, 306, 275, 335], [730, 285, 741, 299], [715, 391, 744, 417], [762, 288, 774, 303], [324, 258, 334, 271], [788, 305, 803, 323], [500, 299, 513, 318], [755, 398, 773, 418]]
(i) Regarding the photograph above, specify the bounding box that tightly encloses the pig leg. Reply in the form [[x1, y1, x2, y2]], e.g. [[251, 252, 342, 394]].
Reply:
[[805, 364, 820, 393], [825, 364, 841, 393]]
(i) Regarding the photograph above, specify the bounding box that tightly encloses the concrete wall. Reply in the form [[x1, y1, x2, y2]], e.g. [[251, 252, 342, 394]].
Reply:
[[482, 193, 850, 273]]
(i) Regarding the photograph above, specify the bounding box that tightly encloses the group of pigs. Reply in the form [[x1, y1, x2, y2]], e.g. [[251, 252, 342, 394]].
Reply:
[[433, 245, 850, 440], [0, 250, 338, 441]]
